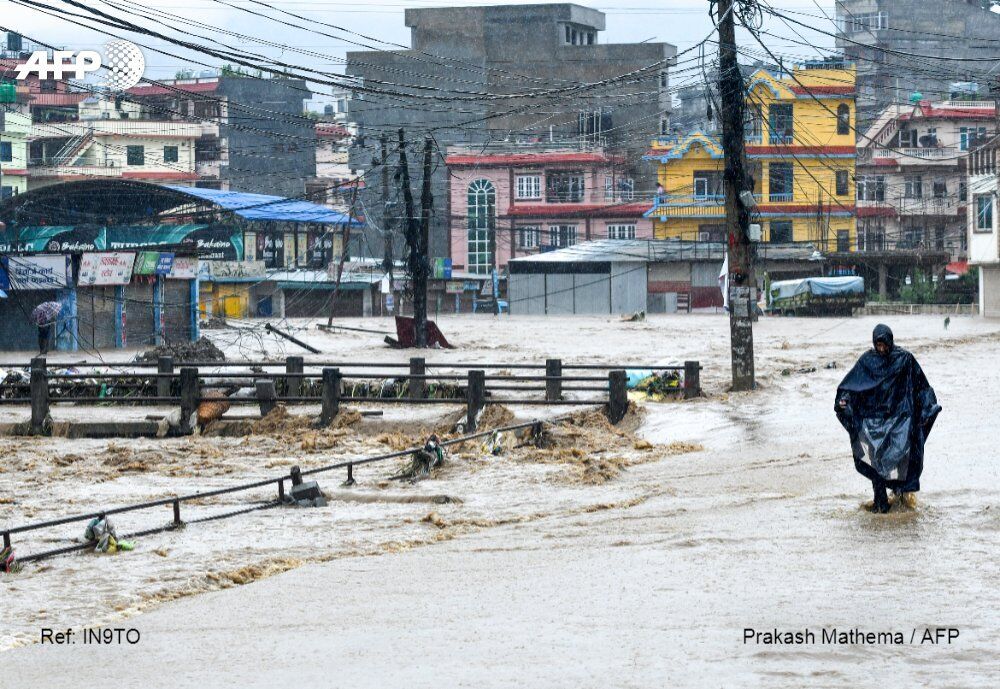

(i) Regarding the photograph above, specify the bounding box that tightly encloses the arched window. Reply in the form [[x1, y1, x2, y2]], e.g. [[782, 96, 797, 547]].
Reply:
[[837, 104, 850, 136], [467, 179, 496, 275]]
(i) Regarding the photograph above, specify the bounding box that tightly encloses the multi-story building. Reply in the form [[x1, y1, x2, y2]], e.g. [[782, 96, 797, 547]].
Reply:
[[856, 98, 995, 260], [126, 75, 314, 196], [0, 110, 30, 200], [968, 138, 1000, 317], [645, 62, 857, 252], [835, 0, 1000, 131], [306, 121, 360, 211], [27, 96, 202, 188], [446, 145, 653, 275], [347, 3, 676, 261]]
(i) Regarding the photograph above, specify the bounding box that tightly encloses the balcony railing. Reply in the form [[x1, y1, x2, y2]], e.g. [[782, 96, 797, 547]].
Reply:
[[768, 192, 793, 203]]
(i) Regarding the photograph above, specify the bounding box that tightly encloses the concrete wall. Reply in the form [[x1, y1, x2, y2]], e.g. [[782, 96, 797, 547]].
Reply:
[[981, 266, 1000, 318]]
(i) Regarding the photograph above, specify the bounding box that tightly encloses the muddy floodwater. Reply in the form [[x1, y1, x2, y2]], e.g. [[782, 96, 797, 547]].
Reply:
[[2, 314, 999, 687]]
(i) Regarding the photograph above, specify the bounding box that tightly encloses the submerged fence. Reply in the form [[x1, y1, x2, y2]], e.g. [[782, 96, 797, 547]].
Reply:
[[0, 356, 702, 435]]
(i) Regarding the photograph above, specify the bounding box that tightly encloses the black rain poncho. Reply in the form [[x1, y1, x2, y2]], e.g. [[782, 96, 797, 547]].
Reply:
[[835, 324, 941, 492]]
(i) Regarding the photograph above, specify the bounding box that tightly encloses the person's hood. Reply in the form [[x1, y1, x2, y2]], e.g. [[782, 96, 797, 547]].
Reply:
[[872, 324, 894, 352]]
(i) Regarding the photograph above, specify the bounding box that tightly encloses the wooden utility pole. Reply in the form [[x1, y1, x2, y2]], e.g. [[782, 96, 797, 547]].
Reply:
[[716, 0, 756, 391]]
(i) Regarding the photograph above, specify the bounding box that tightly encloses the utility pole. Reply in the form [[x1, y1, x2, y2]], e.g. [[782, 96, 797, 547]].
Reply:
[[716, 0, 756, 391], [380, 133, 395, 316], [397, 129, 431, 347], [416, 136, 434, 347], [326, 180, 360, 327]]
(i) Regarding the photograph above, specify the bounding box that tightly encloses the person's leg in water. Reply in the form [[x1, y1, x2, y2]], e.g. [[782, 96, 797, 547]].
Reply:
[[854, 457, 890, 513], [37, 325, 51, 354]]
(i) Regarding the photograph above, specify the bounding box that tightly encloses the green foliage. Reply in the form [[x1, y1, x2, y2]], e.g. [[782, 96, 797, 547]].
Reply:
[[898, 271, 938, 304], [174, 68, 195, 80]]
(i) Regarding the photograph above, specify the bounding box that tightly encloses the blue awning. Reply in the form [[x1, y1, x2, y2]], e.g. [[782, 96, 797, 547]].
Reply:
[[161, 185, 363, 226]]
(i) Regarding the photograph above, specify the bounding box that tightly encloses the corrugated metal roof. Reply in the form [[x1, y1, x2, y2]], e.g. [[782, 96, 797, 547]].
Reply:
[[161, 185, 363, 225], [508, 239, 821, 265]]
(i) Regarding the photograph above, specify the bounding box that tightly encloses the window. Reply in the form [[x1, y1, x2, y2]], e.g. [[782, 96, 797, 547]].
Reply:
[[126, 145, 145, 166], [836, 230, 851, 252], [745, 104, 763, 143], [546, 171, 585, 203], [768, 104, 794, 144], [515, 174, 541, 199], [960, 127, 988, 151], [516, 226, 540, 249], [976, 195, 993, 232], [857, 175, 886, 202], [904, 175, 922, 199], [932, 180, 947, 199], [607, 224, 636, 240], [959, 181, 968, 202], [836, 104, 850, 136], [902, 227, 924, 249], [579, 109, 611, 138], [659, 72, 668, 89], [693, 171, 723, 199], [697, 224, 726, 242], [467, 179, 496, 275], [0, 141, 11, 162], [605, 176, 634, 201], [859, 220, 886, 251], [163, 145, 179, 163], [0, 186, 13, 201], [835, 170, 849, 196], [769, 163, 794, 202], [660, 117, 670, 136], [39, 79, 56, 93], [899, 129, 918, 148], [840, 11, 888, 34], [769, 221, 793, 243], [550, 225, 577, 248]]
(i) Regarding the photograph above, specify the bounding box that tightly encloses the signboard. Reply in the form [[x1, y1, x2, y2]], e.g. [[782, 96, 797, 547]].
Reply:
[[134, 251, 160, 275], [167, 256, 199, 280], [385, 294, 394, 311], [380, 276, 391, 294], [155, 253, 175, 276], [205, 260, 267, 280], [79, 252, 136, 286], [0, 255, 71, 290], [445, 280, 464, 294], [433, 257, 453, 280]]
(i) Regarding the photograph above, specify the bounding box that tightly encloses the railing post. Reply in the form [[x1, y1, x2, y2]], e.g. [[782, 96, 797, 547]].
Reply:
[[157, 356, 174, 398], [278, 478, 285, 502], [30, 356, 46, 372], [320, 367, 341, 425], [409, 357, 426, 400], [545, 358, 562, 402], [30, 367, 49, 436], [606, 370, 628, 425], [466, 369, 485, 433], [179, 367, 199, 435], [172, 499, 181, 526], [285, 355, 304, 397], [684, 361, 701, 399], [3, 531, 11, 550], [256, 379, 277, 417]]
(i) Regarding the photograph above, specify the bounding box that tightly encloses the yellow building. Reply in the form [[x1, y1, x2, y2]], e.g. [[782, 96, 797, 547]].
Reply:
[[645, 62, 856, 251]]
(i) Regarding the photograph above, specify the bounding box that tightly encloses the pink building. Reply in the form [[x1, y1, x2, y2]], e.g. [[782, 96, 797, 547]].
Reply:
[[446, 147, 653, 274]]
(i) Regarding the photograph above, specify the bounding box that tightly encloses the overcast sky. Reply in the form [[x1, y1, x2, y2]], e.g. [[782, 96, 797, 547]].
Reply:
[[1, 0, 840, 108]]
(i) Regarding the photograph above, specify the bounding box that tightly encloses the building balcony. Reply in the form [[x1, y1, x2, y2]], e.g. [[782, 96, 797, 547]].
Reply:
[[648, 194, 732, 218], [28, 163, 123, 178], [861, 147, 961, 167]]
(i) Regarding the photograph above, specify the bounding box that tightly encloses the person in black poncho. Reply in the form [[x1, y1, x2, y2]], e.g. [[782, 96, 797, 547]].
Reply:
[[835, 324, 942, 513]]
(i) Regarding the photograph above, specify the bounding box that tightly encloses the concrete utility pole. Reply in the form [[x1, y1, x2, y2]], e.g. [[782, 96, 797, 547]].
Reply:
[[716, 0, 757, 391], [397, 129, 432, 347], [380, 133, 395, 316]]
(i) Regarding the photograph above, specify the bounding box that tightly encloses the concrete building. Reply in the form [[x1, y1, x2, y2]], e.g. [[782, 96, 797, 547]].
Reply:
[[346, 3, 677, 262], [307, 122, 360, 212], [646, 62, 857, 251], [27, 96, 202, 188], [508, 239, 822, 314], [126, 76, 315, 197], [445, 145, 653, 275], [835, 0, 1000, 131], [856, 98, 995, 260], [968, 138, 1000, 317], [1, 110, 30, 200]]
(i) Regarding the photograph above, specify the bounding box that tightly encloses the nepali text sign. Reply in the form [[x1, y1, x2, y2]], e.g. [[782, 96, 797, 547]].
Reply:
[[155, 253, 175, 276], [79, 252, 136, 286], [205, 260, 266, 280], [1, 255, 71, 290], [167, 256, 199, 280]]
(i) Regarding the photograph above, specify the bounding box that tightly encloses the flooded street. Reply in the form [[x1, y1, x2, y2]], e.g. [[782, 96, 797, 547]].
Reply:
[[2, 314, 999, 687]]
